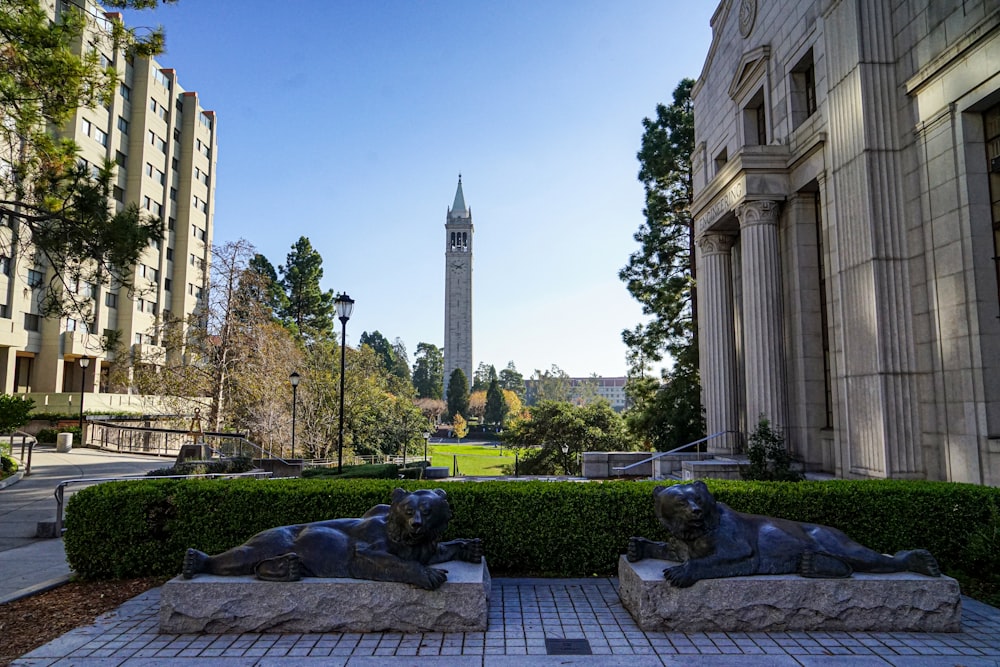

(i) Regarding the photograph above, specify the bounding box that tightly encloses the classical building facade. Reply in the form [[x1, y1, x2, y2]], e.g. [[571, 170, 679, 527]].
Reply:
[[444, 177, 474, 387], [0, 1, 216, 397], [692, 0, 999, 484]]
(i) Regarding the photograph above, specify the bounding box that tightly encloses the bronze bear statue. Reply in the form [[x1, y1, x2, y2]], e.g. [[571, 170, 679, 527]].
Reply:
[[628, 481, 940, 588], [183, 487, 482, 590]]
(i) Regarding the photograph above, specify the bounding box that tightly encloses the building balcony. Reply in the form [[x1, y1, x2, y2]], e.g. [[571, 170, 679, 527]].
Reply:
[[62, 331, 102, 357]]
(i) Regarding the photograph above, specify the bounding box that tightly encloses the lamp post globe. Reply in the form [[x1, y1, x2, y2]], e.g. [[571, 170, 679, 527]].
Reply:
[[335, 293, 354, 474]]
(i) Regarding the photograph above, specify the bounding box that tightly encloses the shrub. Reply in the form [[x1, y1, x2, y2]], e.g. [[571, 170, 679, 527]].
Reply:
[[0, 394, 34, 433], [36, 428, 59, 444], [1, 453, 18, 476], [741, 416, 802, 481], [63, 478, 1000, 587]]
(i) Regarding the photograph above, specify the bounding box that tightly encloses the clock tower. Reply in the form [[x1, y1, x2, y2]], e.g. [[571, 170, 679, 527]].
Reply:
[[444, 175, 474, 391]]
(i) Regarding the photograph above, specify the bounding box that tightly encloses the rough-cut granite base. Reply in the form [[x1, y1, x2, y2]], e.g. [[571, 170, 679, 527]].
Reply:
[[618, 556, 961, 633], [159, 559, 490, 634]]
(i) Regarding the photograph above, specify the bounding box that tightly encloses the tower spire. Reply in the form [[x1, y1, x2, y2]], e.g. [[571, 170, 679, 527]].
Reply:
[[451, 174, 467, 215]]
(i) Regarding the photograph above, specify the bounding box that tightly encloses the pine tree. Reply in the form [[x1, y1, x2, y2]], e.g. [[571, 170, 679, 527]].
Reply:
[[412, 342, 444, 399], [446, 368, 470, 420], [484, 378, 506, 426], [278, 237, 335, 340]]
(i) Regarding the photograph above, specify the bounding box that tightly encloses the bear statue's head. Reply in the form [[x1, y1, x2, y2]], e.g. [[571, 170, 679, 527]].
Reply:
[[386, 487, 452, 547], [652, 481, 721, 541]]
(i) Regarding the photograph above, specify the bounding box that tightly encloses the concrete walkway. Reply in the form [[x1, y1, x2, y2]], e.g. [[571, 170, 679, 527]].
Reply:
[[2, 445, 1000, 665], [0, 442, 169, 603]]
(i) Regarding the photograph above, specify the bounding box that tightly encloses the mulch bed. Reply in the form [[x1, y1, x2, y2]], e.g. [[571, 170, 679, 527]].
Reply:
[[0, 577, 166, 666]]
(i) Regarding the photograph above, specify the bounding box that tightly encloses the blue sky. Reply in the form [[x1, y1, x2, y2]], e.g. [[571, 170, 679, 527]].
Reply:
[[122, 1, 715, 378]]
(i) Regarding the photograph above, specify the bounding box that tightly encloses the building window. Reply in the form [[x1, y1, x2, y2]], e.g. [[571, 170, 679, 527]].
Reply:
[[166, 247, 174, 261], [171, 157, 179, 171], [94, 128, 108, 146], [119, 82, 130, 100], [153, 69, 171, 89], [790, 49, 817, 130], [743, 88, 767, 146], [168, 217, 176, 231], [117, 116, 129, 134], [714, 147, 728, 174], [0, 256, 8, 276], [113, 185, 124, 202], [985, 102, 1000, 315], [24, 313, 39, 331], [26, 269, 43, 288], [170, 187, 177, 201], [200, 113, 212, 129], [81, 118, 92, 137], [65, 318, 77, 332], [164, 278, 172, 291], [0, 304, 8, 319], [115, 151, 127, 168], [105, 292, 118, 308]]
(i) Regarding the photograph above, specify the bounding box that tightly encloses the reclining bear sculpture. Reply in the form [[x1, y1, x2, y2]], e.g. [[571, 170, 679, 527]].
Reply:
[[628, 481, 941, 588], [182, 487, 483, 590]]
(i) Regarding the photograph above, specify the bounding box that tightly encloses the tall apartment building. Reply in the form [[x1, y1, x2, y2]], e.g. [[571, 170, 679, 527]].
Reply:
[[691, 0, 999, 484], [0, 1, 216, 396]]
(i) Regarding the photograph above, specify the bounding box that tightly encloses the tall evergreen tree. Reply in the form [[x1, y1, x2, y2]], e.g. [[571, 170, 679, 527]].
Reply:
[[278, 236, 335, 340], [244, 253, 287, 320], [484, 378, 506, 426], [619, 78, 705, 449], [446, 368, 470, 420], [412, 342, 444, 399]]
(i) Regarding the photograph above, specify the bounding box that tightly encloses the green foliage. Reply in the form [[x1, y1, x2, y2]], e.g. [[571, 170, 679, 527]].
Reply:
[[498, 361, 525, 399], [484, 378, 506, 426], [0, 394, 35, 433], [446, 368, 470, 419], [360, 331, 411, 385], [741, 416, 802, 482], [503, 401, 633, 475], [620, 79, 702, 449], [145, 456, 255, 477], [37, 426, 82, 444], [0, 0, 167, 320], [625, 353, 705, 451], [1, 452, 18, 477], [412, 342, 444, 399], [471, 363, 497, 392], [278, 236, 336, 340], [63, 478, 1000, 588]]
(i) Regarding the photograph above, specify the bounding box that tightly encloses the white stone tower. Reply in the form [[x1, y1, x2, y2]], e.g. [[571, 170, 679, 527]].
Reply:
[[444, 175, 474, 390]]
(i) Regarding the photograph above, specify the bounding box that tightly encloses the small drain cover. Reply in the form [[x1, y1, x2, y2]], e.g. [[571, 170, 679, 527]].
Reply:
[[545, 638, 592, 655]]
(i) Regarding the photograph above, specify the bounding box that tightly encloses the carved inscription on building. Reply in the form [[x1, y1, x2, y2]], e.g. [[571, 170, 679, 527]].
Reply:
[[696, 180, 744, 235]]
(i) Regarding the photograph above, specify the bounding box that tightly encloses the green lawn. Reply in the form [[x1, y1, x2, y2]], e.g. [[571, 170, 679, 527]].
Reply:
[[426, 443, 514, 476]]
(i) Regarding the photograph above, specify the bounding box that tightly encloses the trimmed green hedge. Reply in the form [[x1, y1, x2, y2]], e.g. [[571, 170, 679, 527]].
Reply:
[[63, 479, 1000, 582]]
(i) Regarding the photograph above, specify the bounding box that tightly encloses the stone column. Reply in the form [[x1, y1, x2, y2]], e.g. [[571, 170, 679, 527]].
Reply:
[[697, 232, 740, 454], [737, 200, 788, 434]]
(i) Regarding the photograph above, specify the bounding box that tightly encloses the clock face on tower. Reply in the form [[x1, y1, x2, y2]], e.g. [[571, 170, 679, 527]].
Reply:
[[451, 260, 465, 270]]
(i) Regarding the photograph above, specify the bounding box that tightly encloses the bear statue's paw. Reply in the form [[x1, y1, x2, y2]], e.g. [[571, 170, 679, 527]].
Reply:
[[899, 549, 941, 577], [627, 537, 650, 563], [460, 538, 484, 563], [255, 553, 303, 582], [182, 548, 208, 579], [800, 550, 853, 579], [418, 566, 449, 590], [663, 563, 697, 588]]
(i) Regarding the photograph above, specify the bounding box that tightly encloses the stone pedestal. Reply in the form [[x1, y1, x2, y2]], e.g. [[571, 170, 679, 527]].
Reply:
[[618, 556, 961, 633], [159, 559, 490, 634]]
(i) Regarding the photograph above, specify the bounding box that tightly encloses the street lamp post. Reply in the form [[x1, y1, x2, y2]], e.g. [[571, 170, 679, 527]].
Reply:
[[335, 293, 355, 474], [289, 371, 300, 460], [423, 431, 431, 464], [78, 356, 90, 441], [561, 443, 570, 475]]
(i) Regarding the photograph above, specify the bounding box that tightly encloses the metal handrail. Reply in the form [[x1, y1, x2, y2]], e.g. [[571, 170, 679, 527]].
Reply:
[[612, 430, 741, 473], [50, 470, 273, 536], [1, 431, 37, 476]]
